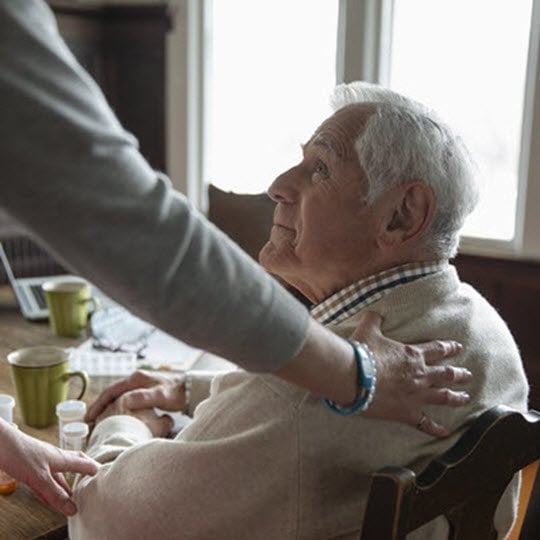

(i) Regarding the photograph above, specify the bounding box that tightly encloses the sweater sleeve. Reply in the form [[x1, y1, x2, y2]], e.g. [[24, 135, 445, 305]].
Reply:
[[0, 0, 309, 371], [186, 370, 218, 415], [68, 375, 299, 540]]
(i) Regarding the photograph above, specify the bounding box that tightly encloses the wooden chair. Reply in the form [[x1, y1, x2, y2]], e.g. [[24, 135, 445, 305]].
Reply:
[[206, 184, 312, 307], [361, 406, 540, 539], [207, 184, 276, 261]]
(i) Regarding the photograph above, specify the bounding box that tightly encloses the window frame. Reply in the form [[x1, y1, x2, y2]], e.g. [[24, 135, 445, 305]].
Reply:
[[337, 0, 540, 260], [166, 0, 211, 213]]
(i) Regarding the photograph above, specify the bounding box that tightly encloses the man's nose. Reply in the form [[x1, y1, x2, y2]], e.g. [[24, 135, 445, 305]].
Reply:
[[267, 168, 299, 204]]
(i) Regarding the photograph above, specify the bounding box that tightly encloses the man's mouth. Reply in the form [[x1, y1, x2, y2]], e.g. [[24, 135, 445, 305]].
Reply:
[[272, 223, 295, 232], [269, 224, 297, 247]]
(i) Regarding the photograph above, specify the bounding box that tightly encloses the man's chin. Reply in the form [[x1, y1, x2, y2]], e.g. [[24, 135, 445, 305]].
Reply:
[[259, 242, 289, 276], [258, 241, 276, 270]]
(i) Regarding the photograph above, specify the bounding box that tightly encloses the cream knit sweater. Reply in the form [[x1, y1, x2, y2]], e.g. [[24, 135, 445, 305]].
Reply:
[[70, 267, 528, 539]]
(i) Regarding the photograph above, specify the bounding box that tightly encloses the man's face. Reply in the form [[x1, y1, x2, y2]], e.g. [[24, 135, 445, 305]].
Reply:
[[259, 105, 382, 302]]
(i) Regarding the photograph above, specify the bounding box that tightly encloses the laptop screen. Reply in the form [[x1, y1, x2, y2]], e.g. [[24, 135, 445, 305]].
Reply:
[[0, 237, 66, 284]]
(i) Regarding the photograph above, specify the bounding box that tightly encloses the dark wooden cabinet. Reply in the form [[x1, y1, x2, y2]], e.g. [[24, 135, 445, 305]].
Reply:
[[49, 1, 173, 172]]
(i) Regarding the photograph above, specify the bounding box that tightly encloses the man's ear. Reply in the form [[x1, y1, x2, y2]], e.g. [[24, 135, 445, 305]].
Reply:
[[378, 182, 436, 249]]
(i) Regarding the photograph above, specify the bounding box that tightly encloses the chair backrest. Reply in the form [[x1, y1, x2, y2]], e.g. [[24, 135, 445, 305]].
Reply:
[[361, 406, 540, 540], [207, 184, 276, 261], [206, 184, 313, 307]]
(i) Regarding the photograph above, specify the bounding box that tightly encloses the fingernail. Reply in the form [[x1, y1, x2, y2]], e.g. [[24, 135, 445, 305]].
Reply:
[[61, 500, 77, 516]]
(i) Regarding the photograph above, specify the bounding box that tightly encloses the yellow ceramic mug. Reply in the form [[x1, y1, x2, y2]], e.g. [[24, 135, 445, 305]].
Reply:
[[42, 279, 99, 338], [7, 346, 88, 428]]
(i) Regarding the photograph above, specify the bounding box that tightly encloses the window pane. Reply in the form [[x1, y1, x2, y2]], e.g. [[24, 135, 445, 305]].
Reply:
[[389, 0, 533, 240], [207, 0, 338, 194]]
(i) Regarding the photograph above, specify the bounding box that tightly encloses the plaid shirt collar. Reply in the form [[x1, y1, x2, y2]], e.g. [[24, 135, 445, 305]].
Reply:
[[311, 260, 448, 326]]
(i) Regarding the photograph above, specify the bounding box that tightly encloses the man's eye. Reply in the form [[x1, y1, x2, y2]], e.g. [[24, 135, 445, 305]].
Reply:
[[314, 160, 329, 177]]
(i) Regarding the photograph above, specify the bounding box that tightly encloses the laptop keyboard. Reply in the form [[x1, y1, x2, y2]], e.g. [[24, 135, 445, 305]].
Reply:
[[30, 284, 47, 309]]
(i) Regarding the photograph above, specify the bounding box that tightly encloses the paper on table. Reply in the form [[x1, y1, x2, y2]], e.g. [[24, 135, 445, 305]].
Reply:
[[139, 330, 205, 371]]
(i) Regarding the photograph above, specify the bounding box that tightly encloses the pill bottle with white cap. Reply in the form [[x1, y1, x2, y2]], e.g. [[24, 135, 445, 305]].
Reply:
[[62, 421, 89, 485], [0, 394, 17, 494], [56, 400, 87, 449], [62, 421, 89, 452]]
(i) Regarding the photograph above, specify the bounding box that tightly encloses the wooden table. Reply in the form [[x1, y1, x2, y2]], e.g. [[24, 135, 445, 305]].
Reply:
[[0, 285, 101, 539], [0, 284, 234, 539]]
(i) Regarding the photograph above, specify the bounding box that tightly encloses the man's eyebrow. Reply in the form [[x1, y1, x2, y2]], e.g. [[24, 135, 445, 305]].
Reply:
[[312, 134, 336, 153], [301, 134, 342, 158]]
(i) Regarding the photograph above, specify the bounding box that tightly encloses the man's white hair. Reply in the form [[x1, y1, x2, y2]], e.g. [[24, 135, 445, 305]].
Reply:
[[330, 81, 479, 258]]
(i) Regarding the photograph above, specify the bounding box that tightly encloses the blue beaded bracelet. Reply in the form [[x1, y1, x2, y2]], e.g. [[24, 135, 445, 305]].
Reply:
[[324, 339, 377, 415]]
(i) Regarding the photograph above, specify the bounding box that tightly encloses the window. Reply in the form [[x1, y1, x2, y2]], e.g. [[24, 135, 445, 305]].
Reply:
[[206, 0, 338, 194], [174, 0, 540, 258], [389, 0, 533, 242]]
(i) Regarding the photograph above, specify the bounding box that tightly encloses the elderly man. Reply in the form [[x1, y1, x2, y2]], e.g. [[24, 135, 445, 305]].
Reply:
[[70, 83, 528, 539]]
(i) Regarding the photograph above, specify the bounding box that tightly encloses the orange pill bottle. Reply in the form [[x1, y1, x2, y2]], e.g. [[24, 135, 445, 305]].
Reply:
[[0, 470, 17, 494]]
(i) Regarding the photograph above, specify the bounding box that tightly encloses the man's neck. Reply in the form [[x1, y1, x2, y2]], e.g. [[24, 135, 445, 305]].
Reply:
[[297, 252, 432, 304]]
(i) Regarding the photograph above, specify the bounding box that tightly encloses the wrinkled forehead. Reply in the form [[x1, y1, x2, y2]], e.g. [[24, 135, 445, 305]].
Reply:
[[306, 103, 376, 160]]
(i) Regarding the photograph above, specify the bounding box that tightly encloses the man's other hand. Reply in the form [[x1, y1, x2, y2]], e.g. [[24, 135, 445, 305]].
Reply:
[[86, 370, 186, 424], [95, 397, 173, 438]]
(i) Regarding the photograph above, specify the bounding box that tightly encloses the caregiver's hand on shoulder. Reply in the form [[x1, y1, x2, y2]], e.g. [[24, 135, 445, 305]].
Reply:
[[352, 311, 472, 438]]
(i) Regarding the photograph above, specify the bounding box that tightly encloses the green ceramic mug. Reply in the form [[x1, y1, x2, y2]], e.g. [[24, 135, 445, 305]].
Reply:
[[42, 279, 99, 338], [7, 346, 88, 428]]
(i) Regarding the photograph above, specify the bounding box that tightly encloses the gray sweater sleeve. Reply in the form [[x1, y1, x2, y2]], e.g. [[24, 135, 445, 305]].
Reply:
[[0, 1, 309, 371]]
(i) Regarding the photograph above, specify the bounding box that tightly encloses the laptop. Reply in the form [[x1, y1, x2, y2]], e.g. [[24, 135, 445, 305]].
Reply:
[[0, 241, 115, 321]]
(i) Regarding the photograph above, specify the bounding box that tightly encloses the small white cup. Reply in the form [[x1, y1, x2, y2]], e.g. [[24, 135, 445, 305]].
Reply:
[[0, 395, 15, 424]]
